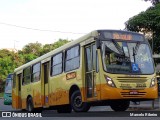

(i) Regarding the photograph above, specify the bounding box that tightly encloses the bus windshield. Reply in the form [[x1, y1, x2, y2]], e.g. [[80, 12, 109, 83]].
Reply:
[[102, 40, 154, 74], [4, 79, 12, 93]]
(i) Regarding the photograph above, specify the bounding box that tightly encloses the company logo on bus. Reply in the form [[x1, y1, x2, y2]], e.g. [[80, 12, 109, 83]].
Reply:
[[66, 72, 76, 80]]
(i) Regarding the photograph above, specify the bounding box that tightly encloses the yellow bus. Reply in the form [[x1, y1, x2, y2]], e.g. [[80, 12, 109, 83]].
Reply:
[[12, 30, 158, 112]]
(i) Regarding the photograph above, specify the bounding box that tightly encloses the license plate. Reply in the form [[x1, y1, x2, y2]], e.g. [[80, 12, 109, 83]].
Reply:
[[129, 91, 138, 95]]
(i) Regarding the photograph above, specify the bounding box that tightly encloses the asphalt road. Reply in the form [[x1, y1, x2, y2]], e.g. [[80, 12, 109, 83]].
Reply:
[[0, 98, 160, 120], [0, 98, 160, 111]]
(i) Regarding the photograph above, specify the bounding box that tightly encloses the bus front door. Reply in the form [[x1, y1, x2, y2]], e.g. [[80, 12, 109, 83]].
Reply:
[[85, 43, 99, 100]]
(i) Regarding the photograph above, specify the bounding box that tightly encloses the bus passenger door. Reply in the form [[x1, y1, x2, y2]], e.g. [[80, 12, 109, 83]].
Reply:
[[85, 43, 99, 100], [17, 73, 22, 109], [12, 73, 22, 109], [43, 62, 49, 106]]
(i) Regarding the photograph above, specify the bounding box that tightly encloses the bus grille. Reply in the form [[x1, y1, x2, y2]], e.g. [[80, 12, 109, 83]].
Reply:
[[121, 92, 146, 98], [117, 77, 147, 83], [116, 76, 148, 89]]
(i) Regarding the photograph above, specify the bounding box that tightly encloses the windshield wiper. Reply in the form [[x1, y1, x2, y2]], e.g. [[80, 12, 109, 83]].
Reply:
[[132, 42, 141, 63], [112, 39, 125, 56], [133, 42, 140, 55]]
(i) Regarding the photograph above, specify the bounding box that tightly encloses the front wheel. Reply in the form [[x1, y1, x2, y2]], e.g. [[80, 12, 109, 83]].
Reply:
[[71, 91, 90, 112], [110, 100, 130, 111]]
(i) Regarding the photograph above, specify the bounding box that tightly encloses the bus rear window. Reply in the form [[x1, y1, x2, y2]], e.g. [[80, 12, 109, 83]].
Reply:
[[5, 79, 12, 93]]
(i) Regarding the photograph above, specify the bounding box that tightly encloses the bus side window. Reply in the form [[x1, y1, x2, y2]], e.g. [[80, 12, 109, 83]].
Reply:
[[51, 53, 63, 76], [31, 62, 41, 82], [65, 45, 80, 72], [23, 67, 31, 85]]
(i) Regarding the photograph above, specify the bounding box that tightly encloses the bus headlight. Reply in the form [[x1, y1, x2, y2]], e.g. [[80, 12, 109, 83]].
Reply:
[[105, 76, 116, 87], [150, 77, 156, 87]]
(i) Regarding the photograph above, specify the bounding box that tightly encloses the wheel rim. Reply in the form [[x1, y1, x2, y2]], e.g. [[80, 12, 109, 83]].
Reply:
[[74, 96, 82, 108]]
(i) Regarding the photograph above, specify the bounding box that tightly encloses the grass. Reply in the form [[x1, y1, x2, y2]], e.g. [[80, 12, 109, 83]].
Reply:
[[0, 92, 4, 98]]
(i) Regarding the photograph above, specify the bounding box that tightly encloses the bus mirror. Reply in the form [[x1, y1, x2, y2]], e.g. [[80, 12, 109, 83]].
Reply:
[[95, 37, 101, 49]]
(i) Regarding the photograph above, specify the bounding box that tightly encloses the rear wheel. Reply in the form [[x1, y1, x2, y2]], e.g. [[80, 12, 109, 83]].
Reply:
[[26, 97, 42, 113], [71, 90, 90, 112], [27, 97, 34, 112], [110, 100, 130, 111]]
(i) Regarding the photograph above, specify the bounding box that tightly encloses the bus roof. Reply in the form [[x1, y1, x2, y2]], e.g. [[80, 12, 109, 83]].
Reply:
[[14, 29, 143, 72]]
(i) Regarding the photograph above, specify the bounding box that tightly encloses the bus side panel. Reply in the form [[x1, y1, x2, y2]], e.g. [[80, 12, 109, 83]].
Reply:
[[32, 81, 42, 108], [49, 74, 69, 106], [21, 85, 32, 109], [49, 70, 83, 106], [12, 88, 17, 109], [12, 89, 21, 109]]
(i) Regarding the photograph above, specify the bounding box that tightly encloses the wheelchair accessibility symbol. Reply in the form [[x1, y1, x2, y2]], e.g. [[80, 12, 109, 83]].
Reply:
[[132, 63, 139, 72]]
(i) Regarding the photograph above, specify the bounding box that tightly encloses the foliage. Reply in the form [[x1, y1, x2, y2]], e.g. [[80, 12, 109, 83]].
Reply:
[[41, 39, 70, 55], [144, 0, 160, 5], [21, 41, 42, 56], [125, 3, 160, 53], [0, 49, 14, 58], [0, 80, 5, 93]]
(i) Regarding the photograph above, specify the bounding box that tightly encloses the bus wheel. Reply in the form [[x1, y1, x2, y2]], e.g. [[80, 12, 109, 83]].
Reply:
[[27, 97, 34, 112], [57, 105, 72, 113], [110, 100, 130, 111], [71, 90, 90, 112]]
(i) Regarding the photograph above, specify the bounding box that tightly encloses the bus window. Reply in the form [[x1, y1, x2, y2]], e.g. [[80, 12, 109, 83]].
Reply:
[[5, 79, 12, 93], [22, 67, 31, 85], [31, 62, 41, 82], [4, 74, 13, 105], [51, 53, 63, 76], [65, 45, 80, 72]]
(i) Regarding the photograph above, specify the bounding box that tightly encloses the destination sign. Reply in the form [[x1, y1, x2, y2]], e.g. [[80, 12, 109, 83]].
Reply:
[[113, 33, 132, 40], [101, 31, 144, 41]]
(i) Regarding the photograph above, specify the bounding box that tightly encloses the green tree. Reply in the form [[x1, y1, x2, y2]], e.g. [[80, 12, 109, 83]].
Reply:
[[125, 3, 160, 53], [21, 41, 42, 56], [22, 53, 37, 63], [41, 39, 71, 55], [0, 49, 24, 81], [0, 49, 14, 58], [18, 41, 43, 63], [144, 0, 160, 5], [0, 56, 14, 80]]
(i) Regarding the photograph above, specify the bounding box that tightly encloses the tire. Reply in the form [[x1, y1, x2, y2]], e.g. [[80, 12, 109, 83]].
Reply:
[[71, 90, 90, 112], [27, 97, 34, 112], [57, 105, 72, 113], [110, 100, 130, 111]]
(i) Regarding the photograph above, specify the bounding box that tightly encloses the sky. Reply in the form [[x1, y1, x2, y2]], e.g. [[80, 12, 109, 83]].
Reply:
[[0, 0, 152, 50]]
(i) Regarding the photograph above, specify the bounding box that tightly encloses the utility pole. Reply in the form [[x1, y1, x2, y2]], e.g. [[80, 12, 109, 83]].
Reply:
[[14, 40, 19, 52]]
